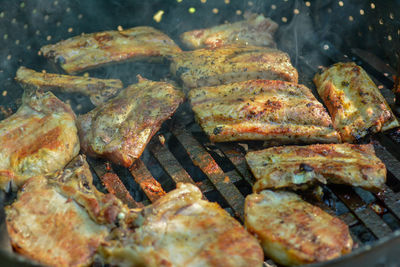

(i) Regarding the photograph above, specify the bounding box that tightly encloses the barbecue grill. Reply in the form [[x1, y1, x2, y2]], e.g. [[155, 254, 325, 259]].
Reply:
[[0, 0, 400, 266]]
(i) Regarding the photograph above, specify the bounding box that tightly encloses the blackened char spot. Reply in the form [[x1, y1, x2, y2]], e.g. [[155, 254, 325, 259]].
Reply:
[[341, 81, 349, 87], [299, 163, 314, 172], [176, 67, 190, 78], [213, 126, 223, 135]]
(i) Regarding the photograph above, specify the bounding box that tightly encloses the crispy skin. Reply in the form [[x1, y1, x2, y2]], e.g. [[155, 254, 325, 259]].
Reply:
[[40, 26, 182, 74], [78, 76, 184, 167], [180, 13, 278, 49], [245, 190, 353, 266], [246, 143, 386, 192], [0, 91, 79, 191], [171, 45, 298, 89], [314, 62, 399, 142], [5, 155, 129, 267], [15, 66, 123, 106], [100, 183, 264, 267], [189, 79, 340, 143]]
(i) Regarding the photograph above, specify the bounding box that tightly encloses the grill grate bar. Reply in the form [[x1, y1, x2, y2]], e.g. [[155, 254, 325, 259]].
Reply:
[[330, 185, 392, 239], [87, 157, 142, 208], [129, 159, 166, 203], [101, 172, 143, 208], [171, 123, 245, 220], [377, 186, 400, 220], [216, 143, 255, 185], [218, 138, 368, 243], [148, 137, 196, 185], [373, 141, 400, 181], [148, 137, 216, 194]]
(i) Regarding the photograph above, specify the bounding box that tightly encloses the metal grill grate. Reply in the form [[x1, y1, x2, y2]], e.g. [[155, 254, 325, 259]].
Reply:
[[81, 41, 400, 264], [0, 0, 400, 266]]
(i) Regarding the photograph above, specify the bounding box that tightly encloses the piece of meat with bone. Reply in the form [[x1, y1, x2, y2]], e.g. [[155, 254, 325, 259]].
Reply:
[[77, 76, 184, 167], [245, 190, 353, 266], [180, 13, 278, 49], [99, 183, 264, 267], [0, 91, 79, 191], [189, 79, 340, 143], [40, 26, 182, 74], [15, 66, 123, 106], [5, 155, 131, 267], [170, 45, 298, 90], [314, 62, 399, 142], [246, 143, 386, 192]]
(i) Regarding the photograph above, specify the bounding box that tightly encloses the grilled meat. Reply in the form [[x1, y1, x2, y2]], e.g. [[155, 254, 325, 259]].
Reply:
[[245, 190, 353, 266], [5, 155, 129, 267], [100, 183, 264, 267], [0, 91, 79, 191], [15, 66, 123, 106], [246, 143, 386, 192], [78, 76, 184, 167], [40, 26, 182, 74], [180, 13, 278, 49], [314, 62, 399, 142], [189, 79, 340, 143], [170, 45, 298, 90]]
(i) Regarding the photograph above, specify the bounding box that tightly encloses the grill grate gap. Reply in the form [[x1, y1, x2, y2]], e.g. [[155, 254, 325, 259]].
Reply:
[[141, 149, 176, 193], [112, 162, 148, 203], [166, 133, 208, 183], [233, 179, 252, 197], [386, 172, 400, 193], [88, 163, 108, 194], [350, 224, 377, 245], [204, 190, 230, 209], [354, 187, 377, 205], [191, 131, 236, 173], [382, 213, 400, 231]]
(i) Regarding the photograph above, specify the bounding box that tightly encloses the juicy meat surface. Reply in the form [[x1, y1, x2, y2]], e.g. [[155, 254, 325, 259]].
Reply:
[[189, 79, 340, 143], [77, 76, 184, 167], [100, 183, 264, 267], [15, 66, 123, 106], [170, 45, 298, 89], [180, 13, 278, 49], [245, 190, 353, 266], [40, 26, 182, 74], [246, 143, 386, 192], [0, 91, 79, 191], [5, 155, 128, 267], [314, 62, 399, 142]]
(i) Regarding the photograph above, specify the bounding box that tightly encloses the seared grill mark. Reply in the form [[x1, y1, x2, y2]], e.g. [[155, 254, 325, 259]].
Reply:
[[190, 79, 339, 143], [40, 26, 181, 74], [171, 45, 298, 89], [246, 143, 386, 192], [314, 62, 399, 142], [15, 127, 61, 160]]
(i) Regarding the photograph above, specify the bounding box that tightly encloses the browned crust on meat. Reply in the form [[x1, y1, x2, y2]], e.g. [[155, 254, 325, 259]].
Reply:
[[77, 76, 184, 167], [314, 62, 399, 142], [180, 13, 278, 49], [40, 26, 182, 74], [246, 143, 386, 192], [189, 79, 340, 143], [171, 45, 298, 89], [15, 66, 123, 106], [5, 155, 129, 267], [245, 190, 353, 266], [99, 183, 264, 267], [0, 91, 79, 190]]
